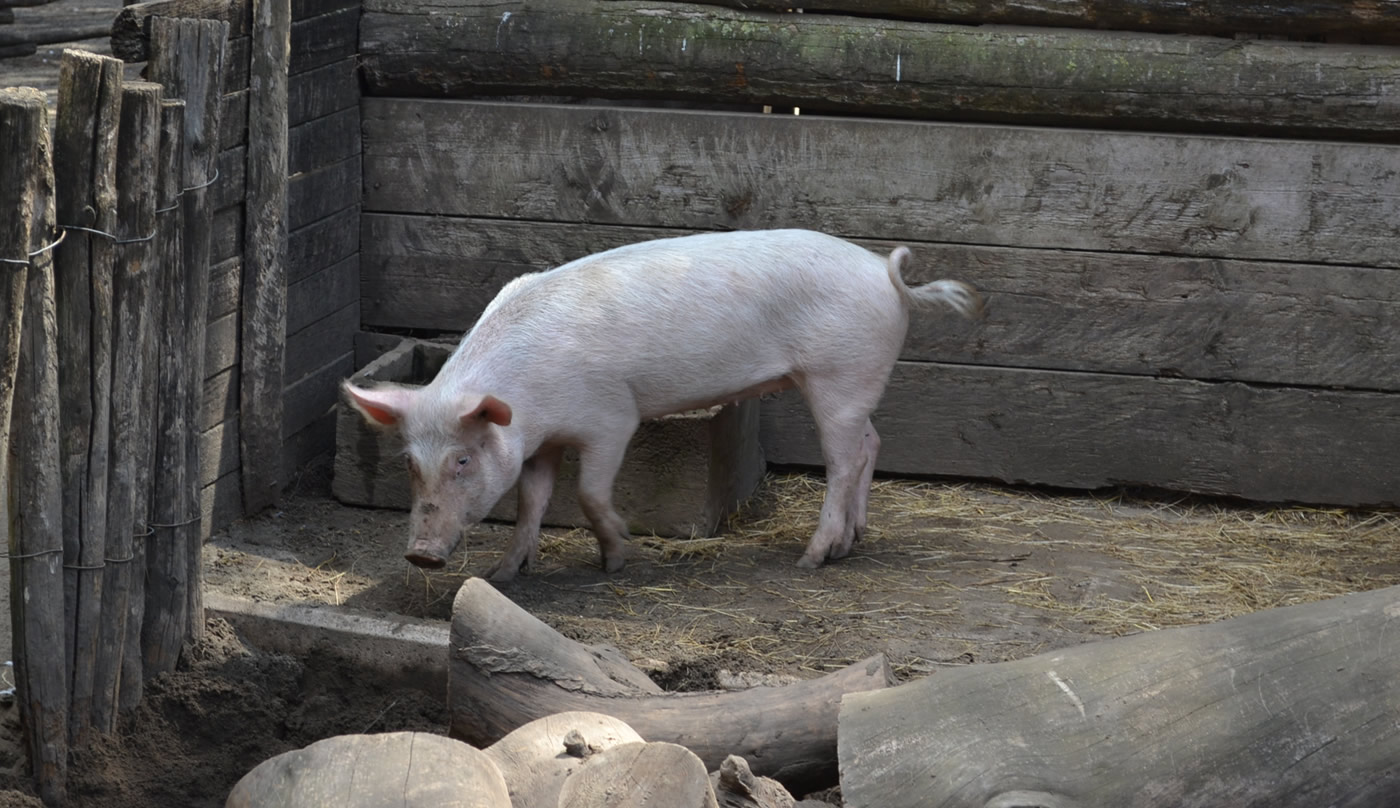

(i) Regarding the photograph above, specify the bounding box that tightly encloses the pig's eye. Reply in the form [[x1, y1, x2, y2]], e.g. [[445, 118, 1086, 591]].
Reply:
[[457, 456, 471, 467]]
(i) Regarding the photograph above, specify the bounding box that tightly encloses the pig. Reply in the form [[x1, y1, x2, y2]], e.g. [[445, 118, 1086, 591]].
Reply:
[[342, 229, 982, 581]]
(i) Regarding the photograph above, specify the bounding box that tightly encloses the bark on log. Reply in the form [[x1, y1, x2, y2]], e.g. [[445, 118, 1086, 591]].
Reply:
[[712, 755, 801, 808], [556, 741, 718, 808], [449, 577, 895, 793], [838, 584, 1400, 808], [636, 0, 1400, 41], [225, 731, 512, 807], [92, 80, 161, 735], [358, 0, 1400, 140], [238, 0, 289, 515], [53, 48, 122, 748], [3, 87, 69, 807]]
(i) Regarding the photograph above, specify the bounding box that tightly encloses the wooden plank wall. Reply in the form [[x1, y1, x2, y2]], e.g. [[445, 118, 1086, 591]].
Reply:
[[198, 0, 359, 532], [356, 3, 1400, 506]]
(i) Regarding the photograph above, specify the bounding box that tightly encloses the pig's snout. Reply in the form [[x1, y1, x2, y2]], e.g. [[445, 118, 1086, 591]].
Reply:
[[405, 538, 451, 569]]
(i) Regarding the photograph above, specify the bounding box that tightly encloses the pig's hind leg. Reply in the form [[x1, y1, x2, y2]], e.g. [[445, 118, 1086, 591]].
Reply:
[[486, 445, 564, 582], [576, 436, 635, 574], [796, 379, 887, 569]]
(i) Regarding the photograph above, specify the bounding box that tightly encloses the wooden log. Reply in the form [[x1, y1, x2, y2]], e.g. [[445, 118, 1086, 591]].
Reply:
[[147, 15, 228, 650], [141, 98, 190, 678], [109, 0, 243, 62], [628, 0, 1400, 40], [360, 100, 1400, 271], [484, 712, 645, 808], [91, 80, 161, 735], [124, 98, 181, 710], [53, 48, 122, 747], [358, 0, 1400, 140], [359, 214, 1400, 392], [711, 755, 803, 808], [0, 89, 35, 490], [761, 360, 1400, 507], [838, 584, 1400, 808], [556, 742, 719, 808], [239, 0, 289, 515], [0, 41, 37, 58], [226, 732, 513, 807], [2, 87, 69, 807], [449, 577, 895, 793]]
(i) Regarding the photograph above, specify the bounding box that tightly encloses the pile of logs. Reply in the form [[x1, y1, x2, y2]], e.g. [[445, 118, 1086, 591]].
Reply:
[[226, 579, 1400, 807]]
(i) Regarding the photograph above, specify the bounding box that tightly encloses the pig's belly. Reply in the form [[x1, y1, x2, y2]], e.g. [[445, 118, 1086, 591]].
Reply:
[[636, 375, 797, 420]]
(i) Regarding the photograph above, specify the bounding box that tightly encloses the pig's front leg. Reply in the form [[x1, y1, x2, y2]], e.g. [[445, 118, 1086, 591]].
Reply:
[[486, 445, 564, 582], [575, 438, 633, 574]]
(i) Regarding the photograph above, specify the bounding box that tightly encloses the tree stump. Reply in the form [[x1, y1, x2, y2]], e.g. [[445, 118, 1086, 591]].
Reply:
[[556, 741, 717, 808], [838, 584, 1400, 808], [484, 711, 644, 808]]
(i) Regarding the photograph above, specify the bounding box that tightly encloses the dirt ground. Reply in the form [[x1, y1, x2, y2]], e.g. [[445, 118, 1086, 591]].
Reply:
[[3, 453, 1395, 806]]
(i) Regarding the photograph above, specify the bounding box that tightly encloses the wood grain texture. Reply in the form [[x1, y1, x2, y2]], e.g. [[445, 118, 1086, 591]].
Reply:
[[148, 16, 228, 649], [92, 80, 161, 737], [288, 202, 356, 283], [210, 204, 242, 263], [54, 49, 122, 746], [1, 84, 68, 807], [762, 361, 1400, 506], [360, 100, 1400, 269], [220, 88, 247, 150], [660, 0, 1400, 40], [288, 104, 357, 175], [289, 6, 356, 74], [557, 743, 718, 808], [240, 0, 290, 514], [287, 253, 356, 333], [207, 256, 241, 320], [284, 301, 356, 382], [110, 0, 245, 62], [359, 0, 1400, 139], [840, 585, 1400, 808], [203, 366, 238, 431], [289, 153, 358, 230], [282, 350, 351, 439], [360, 215, 1400, 391], [288, 56, 357, 125]]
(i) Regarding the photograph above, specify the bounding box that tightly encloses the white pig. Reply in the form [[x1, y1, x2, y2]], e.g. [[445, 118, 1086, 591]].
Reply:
[[342, 229, 981, 581]]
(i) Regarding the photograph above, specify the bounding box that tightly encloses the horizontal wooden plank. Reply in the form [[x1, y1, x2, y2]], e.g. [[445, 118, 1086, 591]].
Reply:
[[289, 56, 358, 126], [202, 366, 238, 431], [285, 301, 358, 382], [205, 310, 239, 377], [207, 255, 241, 320], [211, 204, 243, 264], [200, 418, 240, 487], [226, 33, 250, 91], [283, 350, 353, 439], [213, 144, 246, 211], [290, 7, 357, 75], [361, 100, 1400, 269], [289, 105, 358, 176], [359, 214, 1400, 391], [761, 361, 1400, 507], [292, 0, 357, 22], [201, 468, 243, 537], [289, 203, 357, 283], [290, 154, 358, 230], [220, 88, 248, 150], [282, 408, 336, 481], [358, 0, 1400, 140], [668, 0, 1400, 41], [288, 253, 357, 334]]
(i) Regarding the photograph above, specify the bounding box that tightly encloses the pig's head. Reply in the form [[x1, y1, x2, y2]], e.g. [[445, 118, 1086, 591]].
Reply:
[[341, 380, 521, 569]]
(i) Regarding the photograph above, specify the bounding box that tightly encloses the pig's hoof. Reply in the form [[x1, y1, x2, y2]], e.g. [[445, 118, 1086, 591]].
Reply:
[[795, 554, 824, 570], [485, 558, 522, 582], [602, 555, 626, 574]]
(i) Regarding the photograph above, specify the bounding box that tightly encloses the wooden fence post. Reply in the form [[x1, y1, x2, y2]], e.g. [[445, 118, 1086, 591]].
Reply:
[[142, 97, 190, 677], [240, 0, 290, 515], [2, 85, 70, 808], [92, 80, 162, 735], [53, 48, 123, 746], [147, 15, 228, 654]]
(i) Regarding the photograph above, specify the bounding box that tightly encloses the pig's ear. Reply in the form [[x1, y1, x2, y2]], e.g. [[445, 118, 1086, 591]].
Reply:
[[342, 381, 413, 429], [463, 394, 513, 428]]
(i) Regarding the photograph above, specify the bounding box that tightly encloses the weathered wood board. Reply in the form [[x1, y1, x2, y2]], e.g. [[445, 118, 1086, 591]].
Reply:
[[288, 203, 356, 282], [361, 214, 1400, 391], [839, 584, 1400, 808], [288, 104, 357, 175], [762, 361, 1400, 506], [360, 100, 1400, 269], [289, 153, 357, 229], [359, 0, 1400, 139], [288, 56, 358, 125]]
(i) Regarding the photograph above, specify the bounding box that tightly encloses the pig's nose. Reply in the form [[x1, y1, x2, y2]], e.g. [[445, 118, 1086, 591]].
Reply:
[[405, 540, 449, 569]]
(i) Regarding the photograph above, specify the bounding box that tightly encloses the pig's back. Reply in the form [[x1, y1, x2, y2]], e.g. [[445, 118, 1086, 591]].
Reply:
[[459, 230, 908, 410]]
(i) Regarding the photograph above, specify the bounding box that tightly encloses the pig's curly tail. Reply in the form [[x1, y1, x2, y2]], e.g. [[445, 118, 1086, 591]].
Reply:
[[885, 246, 985, 319]]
